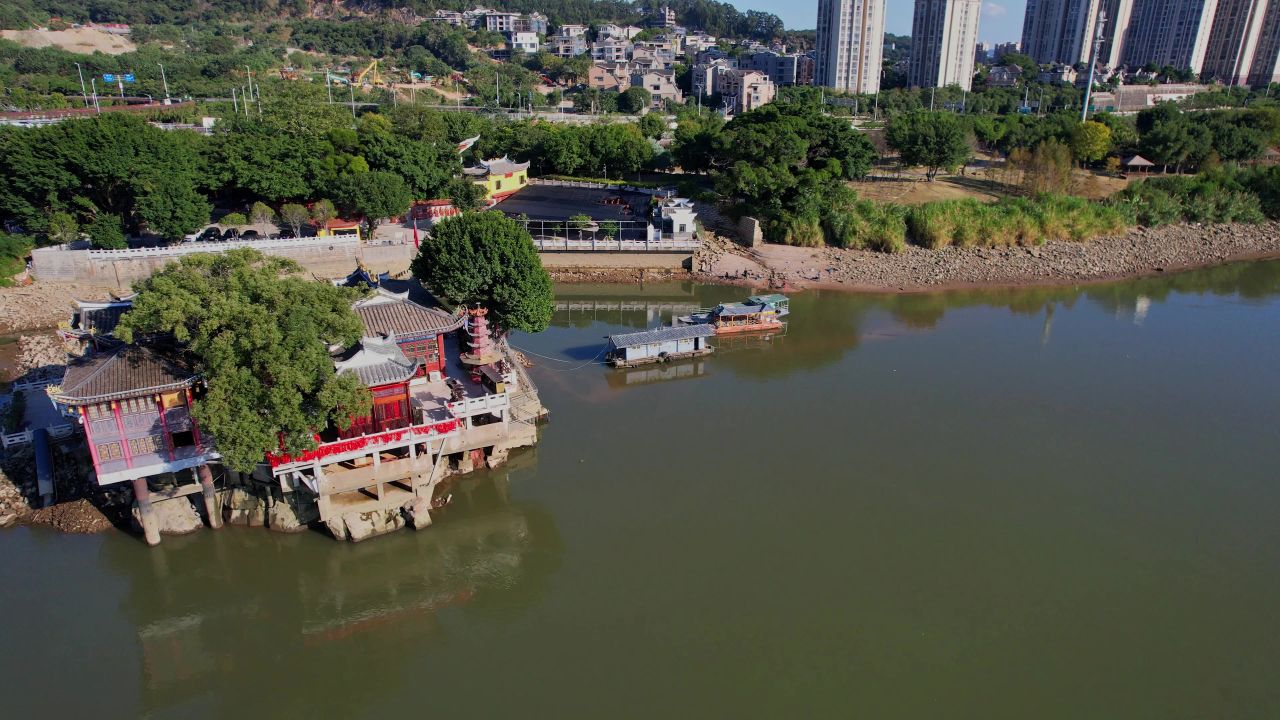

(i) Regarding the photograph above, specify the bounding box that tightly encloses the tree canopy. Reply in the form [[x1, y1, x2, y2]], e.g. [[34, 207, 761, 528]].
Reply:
[[411, 212, 553, 334], [886, 111, 972, 180], [116, 249, 372, 473]]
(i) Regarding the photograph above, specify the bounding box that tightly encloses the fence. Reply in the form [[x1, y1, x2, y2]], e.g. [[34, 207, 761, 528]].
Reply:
[[529, 178, 678, 197], [2, 424, 74, 450], [84, 234, 361, 260]]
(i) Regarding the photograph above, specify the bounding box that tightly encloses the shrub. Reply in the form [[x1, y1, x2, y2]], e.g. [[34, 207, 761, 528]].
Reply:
[[221, 212, 248, 226], [823, 201, 906, 253], [1110, 175, 1265, 226]]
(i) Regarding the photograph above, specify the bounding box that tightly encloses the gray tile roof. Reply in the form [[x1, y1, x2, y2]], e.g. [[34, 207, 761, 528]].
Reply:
[[53, 345, 197, 404], [609, 324, 716, 349], [353, 297, 463, 337], [334, 335, 418, 388]]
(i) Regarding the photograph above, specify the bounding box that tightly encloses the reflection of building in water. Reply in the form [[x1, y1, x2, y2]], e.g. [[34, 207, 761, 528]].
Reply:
[[116, 472, 561, 717], [554, 299, 702, 329], [606, 359, 711, 387]]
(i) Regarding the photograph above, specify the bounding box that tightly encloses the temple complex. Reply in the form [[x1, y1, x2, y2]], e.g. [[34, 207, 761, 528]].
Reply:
[[48, 277, 545, 545]]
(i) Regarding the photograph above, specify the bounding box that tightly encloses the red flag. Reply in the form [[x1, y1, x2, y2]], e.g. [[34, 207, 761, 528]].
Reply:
[[412, 217, 420, 248]]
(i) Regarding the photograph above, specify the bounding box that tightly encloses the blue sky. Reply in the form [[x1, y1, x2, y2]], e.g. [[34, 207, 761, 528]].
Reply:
[[731, 0, 1027, 44]]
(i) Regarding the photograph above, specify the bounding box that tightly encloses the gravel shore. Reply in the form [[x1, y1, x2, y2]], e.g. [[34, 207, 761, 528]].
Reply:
[[0, 281, 120, 335], [698, 222, 1280, 292]]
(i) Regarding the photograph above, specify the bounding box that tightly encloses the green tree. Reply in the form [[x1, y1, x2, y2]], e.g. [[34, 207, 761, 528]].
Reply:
[[887, 111, 972, 180], [87, 213, 126, 249], [310, 199, 337, 226], [249, 201, 276, 225], [618, 86, 653, 114], [221, 212, 248, 227], [46, 211, 79, 245], [448, 178, 486, 211], [280, 203, 311, 236], [135, 179, 212, 243], [116, 249, 371, 473], [638, 111, 666, 140], [329, 171, 413, 236], [1070, 121, 1113, 165], [411, 212, 553, 333], [0, 232, 32, 286]]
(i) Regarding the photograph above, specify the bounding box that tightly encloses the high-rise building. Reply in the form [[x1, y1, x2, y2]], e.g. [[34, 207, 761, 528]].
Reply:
[[1202, 0, 1273, 84], [1121, 0, 1220, 73], [1021, 0, 1134, 67], [815, 0, 887, 93], [909, 0, 983, 91], [1248, 2, 1280, 85]]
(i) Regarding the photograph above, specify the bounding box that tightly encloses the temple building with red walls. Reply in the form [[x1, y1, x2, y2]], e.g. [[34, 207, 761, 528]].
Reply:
[[50, 344, 222, 545]]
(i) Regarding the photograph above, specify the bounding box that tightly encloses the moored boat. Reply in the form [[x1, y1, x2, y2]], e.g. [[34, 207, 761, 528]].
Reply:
[[676, 294, 789, 335]]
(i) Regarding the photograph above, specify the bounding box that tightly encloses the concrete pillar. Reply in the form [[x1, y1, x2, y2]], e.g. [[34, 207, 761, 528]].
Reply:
[[132, 477, 161, 547], [197, 464, 222, 529]]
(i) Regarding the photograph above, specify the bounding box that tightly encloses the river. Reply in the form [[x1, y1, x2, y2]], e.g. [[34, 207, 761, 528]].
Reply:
[[3, 262, 1280, 718]]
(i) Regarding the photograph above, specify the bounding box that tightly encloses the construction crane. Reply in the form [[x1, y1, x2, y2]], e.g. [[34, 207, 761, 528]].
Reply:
[[355, 59, 383, 86]]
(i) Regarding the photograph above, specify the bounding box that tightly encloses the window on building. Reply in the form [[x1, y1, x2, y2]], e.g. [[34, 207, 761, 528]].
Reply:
[[129, 435, 164, 457], [97, 442, 123, 461], [87, 403, 112, 422], [171, 430, 195, 448]]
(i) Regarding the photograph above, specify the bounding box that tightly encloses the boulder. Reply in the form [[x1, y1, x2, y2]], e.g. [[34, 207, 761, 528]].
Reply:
[[222, 487, 266, 527], [326, 509, 407, 542], [486, 447, 510, 469], [267, 492, 318, 532], [133, 497, 202, 536], [403, 498, 432, 530]]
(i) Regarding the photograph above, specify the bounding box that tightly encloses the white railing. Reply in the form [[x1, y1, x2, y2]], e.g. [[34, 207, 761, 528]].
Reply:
[[533, 236, 700, 252], [13, 375, 62, 392], [448, 392, 511, 419], [529, 178, 677, 197], [1, 423, 74, 449], [84, 234, 361, 260]]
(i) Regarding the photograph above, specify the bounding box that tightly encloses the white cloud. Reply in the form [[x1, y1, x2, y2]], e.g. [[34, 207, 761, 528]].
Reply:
[[984, 2, 1009, 16]]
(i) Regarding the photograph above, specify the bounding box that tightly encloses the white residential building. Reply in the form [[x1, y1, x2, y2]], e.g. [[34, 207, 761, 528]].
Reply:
[[509, 32, 540, 54], [1020, 0, 1134, 67], [909, 0, 983, 90], [815, 0, 887, 93], [1121, 0, 1220, 73]]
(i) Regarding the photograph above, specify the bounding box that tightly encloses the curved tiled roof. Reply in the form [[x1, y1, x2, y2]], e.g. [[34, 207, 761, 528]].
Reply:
[[353, 294, 463, 338], [334, 335, 418, 388], [53, 346, 197, 405]]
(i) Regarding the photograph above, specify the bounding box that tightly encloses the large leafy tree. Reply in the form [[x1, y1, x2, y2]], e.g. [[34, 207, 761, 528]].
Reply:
[[886, 111, 972, 180], [1070, 120, 1113, 165], [411, 212, 553, 333], [328, 171, 414, 235], [116, 249, 371, 472]]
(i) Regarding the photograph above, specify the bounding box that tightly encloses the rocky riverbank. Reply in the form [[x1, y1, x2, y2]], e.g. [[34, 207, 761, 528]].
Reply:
[[687, 222, 1280, 292], [0, 281, 120, 335]]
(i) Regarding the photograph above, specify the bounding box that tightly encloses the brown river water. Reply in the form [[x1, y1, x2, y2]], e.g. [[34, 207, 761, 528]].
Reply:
[[2, 262, 1279, 718]]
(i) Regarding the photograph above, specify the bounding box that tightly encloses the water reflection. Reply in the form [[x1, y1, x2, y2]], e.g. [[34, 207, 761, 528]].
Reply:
[[107, 469, 562, 717], [541, 259, 1280, 384]]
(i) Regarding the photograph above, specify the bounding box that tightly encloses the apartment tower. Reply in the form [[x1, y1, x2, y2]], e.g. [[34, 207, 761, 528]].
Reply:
[[1021, 0, 1134, 66], [1201, 0, 1280, 84], [1121, 0, 1220, 73], [815, 0, 887, 93], [909, 0, 983, 91]]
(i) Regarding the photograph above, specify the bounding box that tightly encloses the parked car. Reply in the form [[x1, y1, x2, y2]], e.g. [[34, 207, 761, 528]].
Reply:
[[240, 230, 260, 240], [220, 228, 239, 241], [190, 227, 221, 243]]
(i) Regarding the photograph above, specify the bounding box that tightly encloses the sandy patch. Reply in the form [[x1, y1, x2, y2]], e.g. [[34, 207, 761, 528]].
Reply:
[[1, 27, 136, 56]]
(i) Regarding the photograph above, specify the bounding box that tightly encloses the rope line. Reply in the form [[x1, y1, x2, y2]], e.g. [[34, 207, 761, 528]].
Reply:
[[510, 343, 609, 372]]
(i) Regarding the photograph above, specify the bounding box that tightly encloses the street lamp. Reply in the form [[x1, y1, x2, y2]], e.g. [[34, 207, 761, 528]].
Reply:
[[157, 63, 170, 102], [73, 62, 89, 107]]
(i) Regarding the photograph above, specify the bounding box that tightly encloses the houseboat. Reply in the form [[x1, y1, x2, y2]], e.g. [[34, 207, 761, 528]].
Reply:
[[676, 294, 790, 335], [605, 325, 716, 368]]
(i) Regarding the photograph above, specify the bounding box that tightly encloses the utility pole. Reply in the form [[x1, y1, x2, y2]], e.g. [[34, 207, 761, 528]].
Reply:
[[90, 78, 101, 113], [245, 65, 254, 101], [158, 63, 170, 101], [349, 82, 357, 121], [326, 73, 333, 104], [232, 87, 238, 114], [74, 62, 88, 107], [929, 86, 935, 111], [1081, 7, 1107, 121]]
